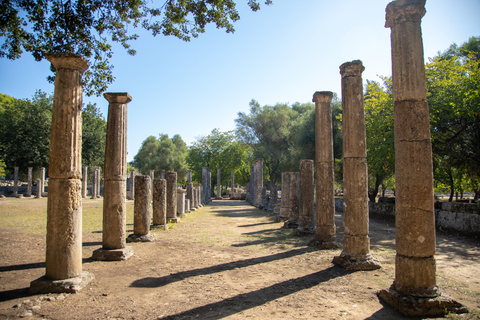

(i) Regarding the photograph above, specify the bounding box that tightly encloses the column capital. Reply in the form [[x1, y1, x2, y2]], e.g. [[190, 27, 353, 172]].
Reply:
[[104, 92, 132, 104], [312, 91, 333, 103], [340, 60, 365, 78], [45, 53, 89, 74], [385, 0, 426, 28]]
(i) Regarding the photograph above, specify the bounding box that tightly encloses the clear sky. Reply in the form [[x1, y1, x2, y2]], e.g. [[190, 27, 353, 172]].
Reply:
[[1, 0, 479, 162]]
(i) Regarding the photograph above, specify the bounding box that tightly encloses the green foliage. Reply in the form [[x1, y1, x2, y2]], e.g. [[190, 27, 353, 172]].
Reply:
[[1, 0, 271, 96], [0, 91, 53, 178], [364, 77, 395, 202], [132, 133, 188, 182], [82, 103, 107, 177], [187, 129, 251, 186]]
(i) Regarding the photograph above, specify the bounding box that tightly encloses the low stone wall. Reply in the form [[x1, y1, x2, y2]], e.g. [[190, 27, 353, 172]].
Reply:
[[230, 192, 246, 200], [334, 198, 479, 237]]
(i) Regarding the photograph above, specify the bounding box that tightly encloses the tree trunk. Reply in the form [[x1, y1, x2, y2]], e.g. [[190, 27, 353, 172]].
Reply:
[[368, 174, 381, 203], [448, 171, 454, 202]]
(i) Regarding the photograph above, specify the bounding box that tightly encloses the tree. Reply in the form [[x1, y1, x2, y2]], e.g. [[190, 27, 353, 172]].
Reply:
[[187, 129, 251, 190], [1, 0, 271, 96], [132, 133, 188, 181], [0, 91, 52, 178], [364, 77, 395, 202], [82, 102, 107, 177]]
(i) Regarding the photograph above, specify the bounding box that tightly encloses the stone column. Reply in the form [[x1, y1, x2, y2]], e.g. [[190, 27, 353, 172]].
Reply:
[[81, 166, 87, 198], [96, 167, 101, 198], [187, 182, 195, 211], [333, 60, 380, 270], [231, 171, 235, 196], [215, 168, 222, 199], [254, 159, 264, 207], [285, 172, 300, 228], [93, 92, 133, 261], [26, 167, 32, 197], [127, 175, 154, 242], [40, 167, 45, 196], [279, 172, 291, 221], [378, 1, 465, 316], [35, 179, 42, 198], [149, 170, 155, 189], [185, 198, 191, 213], [297, 160, 315, 235], [161, 169, 165, 179], [13, 167, 19, 197], [208, 168, 212, 203], [310, 91, 339, 249], [199, 185, 204, 206], [152, 178, 167, 228], [268, 181, 278, 213], [91, 169, 97, 199], [249, 164, 255, 204], [202, 167, 208, 204], [177, 188, 186, 217], [166, 171, 178, 223], [128, 170, 135, 200], [30, 54, 93, 294]]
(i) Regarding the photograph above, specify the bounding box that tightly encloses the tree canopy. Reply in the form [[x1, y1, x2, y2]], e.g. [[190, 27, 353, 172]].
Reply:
[[1, 0, 271, 96], [132, 133, 188, 181], [82, 102, 107, 177]]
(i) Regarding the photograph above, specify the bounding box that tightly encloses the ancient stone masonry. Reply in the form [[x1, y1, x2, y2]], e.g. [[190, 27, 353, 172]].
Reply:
[[231, 171, 235, 195], [26, 167, 32, 197], [127, 170, 135, 200], [310, 91, 339, 249], [377, 1, 466, 317], [91, 169, 97, 199], [177, 188, 186, 217], [30, 53, 94, 294], [279, 172, 291, 221], [127, 175, 154, 242], [215, 168, 222, 199], [82, 166, 87, 198], [254, 159, 264, 207], [332, 60, 381, 270], [207, 168, 212, 203], [297, 160, 315, 235], [161, 170, 165, 179], [40, 167, 45, 196], [202, 167, 208, 204], [35, 179, 42, 198], [153, 178, 167, 228], [284, 173, 300, 229], [187, 170, 195, 211], [96, 167, 101, 198], [166, 171, 178, 223], [93, 92, 133, 261]]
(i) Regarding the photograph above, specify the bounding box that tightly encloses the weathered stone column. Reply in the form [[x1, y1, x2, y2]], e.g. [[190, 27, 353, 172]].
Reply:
[[40, 167, 45, 196], [310, 91, 339, 249], [177, 188, 186, 217], [249, 164, 255, 204], [279, 172, 291, 221], [378, 1, 466, 316], [128, 170, 135, 200], [96, 167, 101, 198], [185, 198, 191, 213], [127, 175, 154, 242], [201, 167, 207, 204], [81, 166, 87, 198], [30, 53, 94, 294], [187, 182, 195, 211], [208, 168, 212, 203], [215, 168, 222, 199], [297, 160, 315, 235], [93, 92, 133, 261], [152, 178, 167, 228], [194, 184, 201, 208], [161, 169, 165, 179], [333, 60, 380, 270], [166, 171, 178, 223], [13, 167, 19, 197], [268, 181, 278, 213], [26, 167, 32, 197], [35, 179, 42, 198], [254, 159, 264, 207], [231, 170, 235, 195], [285, 173, 300, 229], [91, 169, 97, 199], [199, 185, 204, 206], [149, 170, 155, 189]]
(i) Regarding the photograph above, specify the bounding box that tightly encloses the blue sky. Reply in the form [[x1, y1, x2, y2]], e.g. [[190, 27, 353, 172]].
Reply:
[[1, 0, 479, 162]]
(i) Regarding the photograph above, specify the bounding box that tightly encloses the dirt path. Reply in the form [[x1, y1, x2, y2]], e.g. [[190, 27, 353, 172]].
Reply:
[[0, 199, 479, 319]]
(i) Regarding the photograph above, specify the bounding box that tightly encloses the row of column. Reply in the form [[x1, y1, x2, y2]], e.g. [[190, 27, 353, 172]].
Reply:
[[7, 166, 46, 198]]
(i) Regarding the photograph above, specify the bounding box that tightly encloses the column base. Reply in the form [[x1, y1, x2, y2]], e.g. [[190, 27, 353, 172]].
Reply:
[[92, 246, 133, 261], [282, 220, 298, 229], [215, 197, 223, 200], [151, 224, 169, 230], [332, 252, 381, 271], [295, 227, 315, 236], [126, 233, 155, 242], [167, 217, 180, 223], [29, 271, 94, 294], [191, 208, 197, 212], [308, 239, 339, 249], [377, 285, 467, 317], [24, 194, 32, 198]]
